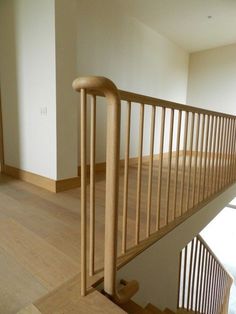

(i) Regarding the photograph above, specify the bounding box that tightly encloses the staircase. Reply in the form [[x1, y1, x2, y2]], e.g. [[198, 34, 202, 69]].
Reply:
[[120, 300, 195, 314]]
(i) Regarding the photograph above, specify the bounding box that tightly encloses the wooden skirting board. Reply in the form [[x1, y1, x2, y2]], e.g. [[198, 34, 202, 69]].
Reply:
[[2, 165, 80, 193]]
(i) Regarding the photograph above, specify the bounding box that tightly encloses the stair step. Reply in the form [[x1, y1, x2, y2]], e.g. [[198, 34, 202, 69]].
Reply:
[[120, 300, 144, 313], [145, 303, 163, 314], [163, 309, 175, 314]]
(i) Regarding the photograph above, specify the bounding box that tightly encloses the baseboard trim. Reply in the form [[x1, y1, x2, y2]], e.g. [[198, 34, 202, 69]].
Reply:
[[2, 165, 80, 193]]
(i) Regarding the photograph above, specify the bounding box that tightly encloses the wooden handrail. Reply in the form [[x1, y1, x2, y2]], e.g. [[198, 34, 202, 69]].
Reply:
[[79, 85, 235, 119], [73, 76, 139, 303]]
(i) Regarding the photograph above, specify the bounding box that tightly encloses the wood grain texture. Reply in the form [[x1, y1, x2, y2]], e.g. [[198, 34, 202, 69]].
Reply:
[[34, 275, 125, 314]]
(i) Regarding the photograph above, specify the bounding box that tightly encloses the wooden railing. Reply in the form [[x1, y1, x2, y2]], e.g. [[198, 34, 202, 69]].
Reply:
[[178, 235, 233, 314], [72, 76, 236, 303]]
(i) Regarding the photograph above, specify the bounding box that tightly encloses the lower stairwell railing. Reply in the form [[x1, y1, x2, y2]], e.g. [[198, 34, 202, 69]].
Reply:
[[178, 235, 233, 314], [72, 76, 236, 303]]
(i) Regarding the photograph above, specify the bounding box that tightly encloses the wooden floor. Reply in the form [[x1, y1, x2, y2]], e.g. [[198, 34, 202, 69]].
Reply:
[[0, 156, 226, 313]]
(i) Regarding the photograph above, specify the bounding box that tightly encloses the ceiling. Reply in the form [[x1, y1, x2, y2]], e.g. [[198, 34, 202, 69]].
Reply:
[[119, 0, 236, 52]]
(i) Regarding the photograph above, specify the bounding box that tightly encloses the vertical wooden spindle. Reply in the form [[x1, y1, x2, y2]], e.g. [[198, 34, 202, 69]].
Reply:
[[174, 110, 182, 218], [146, 106, 156, 237], [187, 113, 195, 210], [187, 238, 195, 310], [217, 117, 224, 191], [196, 242, 203, 313], [182, 245, 188, 309], [192, 114, 200, 207], [197, 114, 206, 203], [166, 109, 174, 224], [135, 103, 144, 244], [180, 112, 189, 214], [80, 89, 87, 296], [89, 95, 96, 276], [202, 115, 210, 200], [214, 117, 222, 193], [122, 101, 131, 253], [204, 116, 215, 198], [190, 238, 199, 311], [208, 116, 218, 196], [157, 107, 166, 230]]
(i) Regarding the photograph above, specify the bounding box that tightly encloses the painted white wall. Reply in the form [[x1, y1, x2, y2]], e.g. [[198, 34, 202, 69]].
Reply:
[[55, 0, 78, 180], [0, 0, 79, 180], [187, 44, 236, 115], [76, 0, 189, 163], [0, 0, 57, 179], [117, 183, 236, 311]]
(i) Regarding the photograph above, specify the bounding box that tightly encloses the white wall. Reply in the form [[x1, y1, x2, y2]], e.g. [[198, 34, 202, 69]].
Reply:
[[55, 0, 78, 180], [76, 0, 189, 163], [117, 183, 236, 311], [187, 44, 236, 115], [0, 0, 79, 180], [0, 0, 57, 179]]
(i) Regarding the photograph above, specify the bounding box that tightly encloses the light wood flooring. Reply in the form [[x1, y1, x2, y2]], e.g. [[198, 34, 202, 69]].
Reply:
[[0, 156, 227, 313]]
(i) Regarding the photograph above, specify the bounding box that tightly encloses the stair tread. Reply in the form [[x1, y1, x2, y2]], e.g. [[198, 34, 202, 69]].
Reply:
[[163, 309, 175, 314], [120, 300, 144, 313], [145, 303, 163, 314]]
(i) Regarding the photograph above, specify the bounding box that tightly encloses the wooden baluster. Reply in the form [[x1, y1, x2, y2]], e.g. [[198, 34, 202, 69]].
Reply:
[[182, 245, 188, 309], [166, 109, 174, 224], [209, 116, 217, 198], [203, 252, 211, 314], [197, 114, 206, 203], [157, 107, 166, 230], [146, 106, 156, 237], [207, 257, 213, 314], [214, 117, 222, 193], [89, 95, 96, 276], [174, 110, 182, 218], [216, 263, 222, 314], [219, 118, 227, 189], [202, 115, 210, 200], [224, 118, 230, 186], [122, 101, 131, 253], [80, 89, 87, 296], [219, 269, 224, 310], [205, 115, 214, 199], [196, 242, 203, 313], [180, 112, 189, 214], [192, 113, 200, 207], [217, 117, 224, 191], [187, 113, 195, 211], [136, 103, 144, 244], [190, 238, 199, 311], [231, 119, 236, 182], [227, 119, 235, 184], [187, 238, 195, 310], [226, 118, 232, 185], [211, 260, 217, 314], [232, 119, 236, 182], [201, 250, 208, 313], [207, 256, 214, 314], [199, 246, 206, 313], [178, 250, 183, 309], [226, 118, 233, 184]]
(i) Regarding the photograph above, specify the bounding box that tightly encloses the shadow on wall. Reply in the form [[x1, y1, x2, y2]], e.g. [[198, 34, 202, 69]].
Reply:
[[0, 0, 21, 171]]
